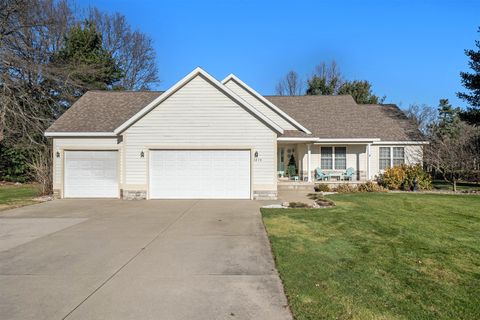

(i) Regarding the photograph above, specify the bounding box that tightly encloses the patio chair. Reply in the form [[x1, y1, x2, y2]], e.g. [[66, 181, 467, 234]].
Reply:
[[342, 167, 355, 181], [315, 167, 328, 181]]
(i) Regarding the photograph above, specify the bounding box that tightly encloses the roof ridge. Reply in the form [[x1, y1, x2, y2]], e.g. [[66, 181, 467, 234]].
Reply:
[[86, 90, 164, 93], [263, 94, 354, 98]]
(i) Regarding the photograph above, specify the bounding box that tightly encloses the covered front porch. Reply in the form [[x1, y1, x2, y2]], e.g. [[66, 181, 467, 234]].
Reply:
[[277, 139, 377, 183]]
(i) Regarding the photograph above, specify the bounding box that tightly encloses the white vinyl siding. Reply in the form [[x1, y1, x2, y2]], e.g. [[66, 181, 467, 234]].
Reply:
[[297, 144, 423, 181], [124, 75, 276, 192], [52, 137, 121, 191], [224, 79, 297, 131], [371, 145, 423, 177]]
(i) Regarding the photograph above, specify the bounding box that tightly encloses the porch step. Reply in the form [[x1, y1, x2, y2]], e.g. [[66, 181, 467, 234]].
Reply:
[[278, 182, 315, 191]]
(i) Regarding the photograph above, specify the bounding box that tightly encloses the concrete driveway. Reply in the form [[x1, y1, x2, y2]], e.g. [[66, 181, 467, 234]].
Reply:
[[0, 200, 291, 320]]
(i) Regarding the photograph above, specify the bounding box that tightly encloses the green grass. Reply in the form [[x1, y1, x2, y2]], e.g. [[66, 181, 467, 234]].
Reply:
[[432, 180, 480, 191], [262, 193, 480, 320], [0, 184, 39, 211]]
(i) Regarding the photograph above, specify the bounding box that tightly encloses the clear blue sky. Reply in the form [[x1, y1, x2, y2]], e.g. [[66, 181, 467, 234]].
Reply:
[[78, 0, 479, 109]]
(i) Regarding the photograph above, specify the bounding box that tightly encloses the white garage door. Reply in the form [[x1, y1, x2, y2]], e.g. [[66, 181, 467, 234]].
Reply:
[[64, 151, 119, 198], [149, 150, 251, 199]]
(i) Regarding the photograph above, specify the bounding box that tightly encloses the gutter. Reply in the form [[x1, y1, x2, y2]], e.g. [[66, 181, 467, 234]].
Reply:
[[44, 132, 117, 137]]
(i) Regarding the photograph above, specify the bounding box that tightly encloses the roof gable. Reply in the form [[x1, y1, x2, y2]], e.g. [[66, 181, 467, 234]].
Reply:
[[222, 74, 311, 134], [114, 68, 283, 135]]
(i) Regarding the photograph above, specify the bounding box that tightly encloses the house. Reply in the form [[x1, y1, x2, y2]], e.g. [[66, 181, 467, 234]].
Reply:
[[45, 67, 426, 200]]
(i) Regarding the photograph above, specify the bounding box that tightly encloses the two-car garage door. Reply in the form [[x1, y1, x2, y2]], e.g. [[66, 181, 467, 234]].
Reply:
[[63, 150, 251, 199], [149, 150, 251, 199]]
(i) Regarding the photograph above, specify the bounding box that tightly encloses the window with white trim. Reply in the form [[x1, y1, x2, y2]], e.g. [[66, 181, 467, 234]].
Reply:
[[379, 147, 391, 170], [321, 146, 347, 170], [393, 147, 405, 166], [321, 147, 333, 169], [379, 146, 405, 170], [334, 147, 347, 170]]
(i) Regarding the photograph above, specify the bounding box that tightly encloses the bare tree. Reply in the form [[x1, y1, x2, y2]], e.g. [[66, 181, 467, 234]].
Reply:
[[0, 0, 74, 144], [404, 104, 437, 136], [425, 122, 480, 191], [275, 70, 303, 96], [88, 8, 159, 90], [0, 0, 76, 192], [306, 60, 344, 95]]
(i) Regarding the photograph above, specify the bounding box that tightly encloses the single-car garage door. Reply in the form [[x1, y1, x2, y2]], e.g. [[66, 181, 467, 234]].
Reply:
[[64, 151, 119, 198], [149, 150, 251, 199]]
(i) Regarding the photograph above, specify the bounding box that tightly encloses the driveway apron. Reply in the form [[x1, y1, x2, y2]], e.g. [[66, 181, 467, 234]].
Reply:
[[0, 199, 291, 320]]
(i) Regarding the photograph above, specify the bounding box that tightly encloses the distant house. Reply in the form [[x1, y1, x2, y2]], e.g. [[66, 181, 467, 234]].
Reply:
[[45, 68, 426, 200]]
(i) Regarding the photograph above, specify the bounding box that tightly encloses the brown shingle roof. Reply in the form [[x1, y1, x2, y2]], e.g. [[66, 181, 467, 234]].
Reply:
[[265, 95, 424, 141], [46, 91, 162, 132], [47, 90, 423, 142]]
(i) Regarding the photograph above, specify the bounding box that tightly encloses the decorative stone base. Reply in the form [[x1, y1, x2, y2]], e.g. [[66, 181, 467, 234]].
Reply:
[[52, 189, 61, 199], [253, 190, 278, 200], [122, 190, 147, 200]]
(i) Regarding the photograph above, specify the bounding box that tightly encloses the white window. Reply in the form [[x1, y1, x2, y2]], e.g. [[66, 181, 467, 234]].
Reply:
[[321, 147, 333, 169], [379, 147, 405, 170], [321, 146, 347, 170], [334, 147, 347, 170], [393, 147, 405, 166], [379, 147, 391, 170]]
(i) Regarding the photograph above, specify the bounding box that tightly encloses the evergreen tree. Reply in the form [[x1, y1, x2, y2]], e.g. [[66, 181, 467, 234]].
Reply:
[[287, 154, 297, 177], [457, 26, 480, 125], [337, 80, 385, 104], [51, 21, 123, 102], [436, 99, 461, 137], [306, 75, 338, 95], [306, 61, 342, 95]]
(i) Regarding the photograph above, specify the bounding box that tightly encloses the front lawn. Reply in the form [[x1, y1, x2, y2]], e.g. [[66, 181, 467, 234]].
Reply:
[[432, 180, 480, 192], [0, 184, 40, 211], [262, 193, 480, 320]]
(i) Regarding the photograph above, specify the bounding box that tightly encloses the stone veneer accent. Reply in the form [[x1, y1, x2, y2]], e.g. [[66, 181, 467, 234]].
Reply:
[[52, 189, 61, 199], [121, 190, 277, 200], [253, 190, 277, 200], [122, 190, 147, 200]]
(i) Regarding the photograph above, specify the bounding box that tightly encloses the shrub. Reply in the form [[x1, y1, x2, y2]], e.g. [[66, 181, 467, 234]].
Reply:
[[332, 184, 357, 193], [0, 145, 32, 183], [314, 184, 331, 192], [357, 181, 387, 192], [289, 202, 310, 208], [380, 164, 432, 190]]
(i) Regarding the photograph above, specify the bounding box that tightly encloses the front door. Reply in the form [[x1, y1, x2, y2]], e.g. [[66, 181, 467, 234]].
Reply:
[[277, 146, 295, 175]]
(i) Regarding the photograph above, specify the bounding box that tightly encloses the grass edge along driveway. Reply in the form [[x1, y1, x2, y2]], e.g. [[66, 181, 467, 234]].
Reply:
[[0, 184, 40, 211], [262, 193, 480, 320]]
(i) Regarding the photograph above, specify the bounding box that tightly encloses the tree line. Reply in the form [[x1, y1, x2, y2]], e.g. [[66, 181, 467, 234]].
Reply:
[[275, 61, 385, 104], [276, 27, 480, 190], [0, 0, 159, 192]]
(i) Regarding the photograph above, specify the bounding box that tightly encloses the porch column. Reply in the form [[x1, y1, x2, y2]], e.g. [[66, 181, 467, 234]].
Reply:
[[367, 143, 371, 180], [307, 144, 312, 182]]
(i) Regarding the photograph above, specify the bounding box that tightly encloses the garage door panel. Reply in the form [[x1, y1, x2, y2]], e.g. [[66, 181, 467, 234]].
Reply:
[[64, 151, 119, 198], [149, 150, 250, 199]]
